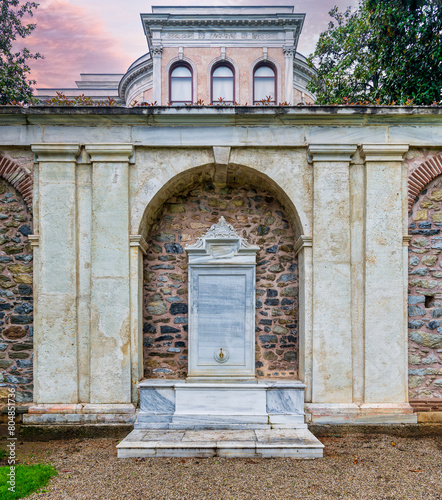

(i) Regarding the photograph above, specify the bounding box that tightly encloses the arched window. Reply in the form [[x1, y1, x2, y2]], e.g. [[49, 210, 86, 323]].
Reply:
[[253, 63, 276, 104], [170, 64, 193, 105], [211, 64, 234, 104]]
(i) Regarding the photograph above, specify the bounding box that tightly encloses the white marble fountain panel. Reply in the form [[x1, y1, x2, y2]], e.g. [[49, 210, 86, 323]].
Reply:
[[189, 266, 255, 377]]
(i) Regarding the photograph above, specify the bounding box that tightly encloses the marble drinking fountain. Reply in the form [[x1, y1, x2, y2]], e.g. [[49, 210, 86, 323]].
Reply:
[[117, 218, 323, 458]]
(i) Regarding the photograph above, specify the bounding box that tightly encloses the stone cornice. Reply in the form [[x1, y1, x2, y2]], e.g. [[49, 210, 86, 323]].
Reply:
[[130, 235, 149, 255], [143, 16, 304, 30], [361, 144, 409, 162], [294, 235, 312, 255], [308, 144, 357, 162], [119, 58, 153, 102], [403, 235, 412, 246], [293, 60, 316, 79], [31, 144, 80, 162], [85, 144, 134, 162], [142, 12, 305, 51], [2, 107, 442, 134]]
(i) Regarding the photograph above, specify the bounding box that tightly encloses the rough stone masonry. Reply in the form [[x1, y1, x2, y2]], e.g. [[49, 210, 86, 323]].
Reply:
[[0, 178, 33, 405]]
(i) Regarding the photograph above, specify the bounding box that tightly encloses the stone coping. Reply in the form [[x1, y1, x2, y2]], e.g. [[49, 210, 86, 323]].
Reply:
[[0, 105, 442, 124], [139, 379, 306, 389]]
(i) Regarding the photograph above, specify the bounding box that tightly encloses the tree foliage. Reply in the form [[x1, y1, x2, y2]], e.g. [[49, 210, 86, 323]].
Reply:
[[307, 0, 442, 105], [0, 0, 42, 104]]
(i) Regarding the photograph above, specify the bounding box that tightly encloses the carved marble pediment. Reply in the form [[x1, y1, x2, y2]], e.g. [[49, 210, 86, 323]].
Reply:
[[185, 217, 259, 261]]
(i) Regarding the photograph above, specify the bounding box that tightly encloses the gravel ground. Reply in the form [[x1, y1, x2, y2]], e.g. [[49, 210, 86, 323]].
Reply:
[[14, 433, 441, 499]]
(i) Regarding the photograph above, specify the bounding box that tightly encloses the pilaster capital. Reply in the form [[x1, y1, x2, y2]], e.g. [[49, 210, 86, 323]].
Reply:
[[28, 234, 40, 247], [308, 144, 357, 163], [151, 46, 163, 57], [294, 235, 312, 255], [403, 235, 412, 246], [283, 46, 295, 57], [130, 235, 149, 255], [361, 144, 409, 162], [85, 144, 134, 163], [31, 144, 80, 162]]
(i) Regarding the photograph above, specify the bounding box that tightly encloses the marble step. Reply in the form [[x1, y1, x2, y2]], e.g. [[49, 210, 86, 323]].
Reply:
[[117, 428, 324, 459], [135, 412, 306, 429]]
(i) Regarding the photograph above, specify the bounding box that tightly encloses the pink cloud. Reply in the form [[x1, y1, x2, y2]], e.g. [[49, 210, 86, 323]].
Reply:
[[23, 0, 131, 88]]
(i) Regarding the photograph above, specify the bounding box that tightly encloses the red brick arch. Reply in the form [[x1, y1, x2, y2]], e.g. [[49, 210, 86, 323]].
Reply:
[[0, 156, 33, 210], [408, 155, 442, 212]]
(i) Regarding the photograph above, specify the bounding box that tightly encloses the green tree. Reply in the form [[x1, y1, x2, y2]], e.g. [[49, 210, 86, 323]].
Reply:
[[307, 0, 442, 105], [0, 0, 43, 104]]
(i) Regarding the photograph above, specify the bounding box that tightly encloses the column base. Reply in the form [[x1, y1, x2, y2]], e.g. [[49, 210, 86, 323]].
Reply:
[[305, 403, 417, 424], [23, 404, 136, 425]]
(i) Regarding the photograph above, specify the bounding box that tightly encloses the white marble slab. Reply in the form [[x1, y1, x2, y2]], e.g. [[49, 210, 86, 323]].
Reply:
[[117, 428, 324, 458]]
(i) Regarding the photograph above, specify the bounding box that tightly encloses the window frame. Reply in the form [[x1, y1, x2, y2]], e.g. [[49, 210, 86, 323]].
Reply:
[[211, 62, 235, 105], [253, 62, 277, 105], [169, 62, 193, 105]]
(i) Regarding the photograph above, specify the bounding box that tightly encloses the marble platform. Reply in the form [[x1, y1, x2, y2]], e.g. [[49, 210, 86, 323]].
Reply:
[[137, 379, 307, 430], [117, 429, 324, 458]]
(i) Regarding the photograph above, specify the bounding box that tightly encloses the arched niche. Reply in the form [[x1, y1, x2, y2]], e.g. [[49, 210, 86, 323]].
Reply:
[[131, 161, 312, 396]]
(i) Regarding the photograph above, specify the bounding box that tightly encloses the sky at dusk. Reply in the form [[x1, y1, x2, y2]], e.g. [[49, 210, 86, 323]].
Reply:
[[23, 0, 358, 89]]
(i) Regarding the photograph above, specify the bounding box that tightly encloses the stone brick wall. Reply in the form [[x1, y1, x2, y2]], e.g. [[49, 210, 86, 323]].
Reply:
[[408, 174, 442, 401], [143, 182, 298, 379], [0, 178, 33, 405]]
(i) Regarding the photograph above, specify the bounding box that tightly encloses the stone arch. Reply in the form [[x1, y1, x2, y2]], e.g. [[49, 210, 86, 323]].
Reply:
[[137, 162, 305, 383], [134, 159, 308, 240], [408, 155, 442, 212], [0, 176, 33, 405], [408, 173, 442, 407], [0, 156, 32, 211]]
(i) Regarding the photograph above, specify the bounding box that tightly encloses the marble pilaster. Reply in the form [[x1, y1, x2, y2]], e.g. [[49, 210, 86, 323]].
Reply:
[[295, 236, 313, 402], [283, 47, 295, 104], [129, 235, 148, 404], [308, 144, 357, 403], [152, 46, 163, 104], [31, 144, 80, 404], [86, 144, 134, 404], [361, 144, 409, 404]]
